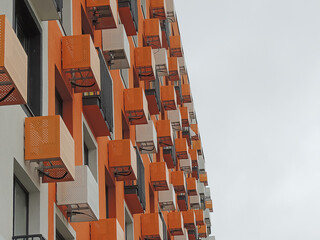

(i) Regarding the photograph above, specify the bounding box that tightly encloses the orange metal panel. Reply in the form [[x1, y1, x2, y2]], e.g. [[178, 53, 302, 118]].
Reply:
[[161, 85, 177, 110], [156, 120, 174, 147], [171, 171, 186, 194], [163, 146, 176, 169], [91, 218, 124, 239], [186, 177, 198, 196], [141, 213, 163, 240], [198, 224, 207, 238], [189, 149, 198, 167], [171, 21, 180, 36], [181, 84, 192, 103], [170, 35, 182, 57], [182, 210, 196, 230], [168, 211, 184, 236], [144, 19, 162, 49], [25, 116, 75, 183], [175, 138, 188, 159], [134, 47, 156, 81], [192, 139, 203, 155], [150, 0, 167, 20], [168, 57, 180, 81], [150, 162, 169, 191], [199, 172, 208, 186], [190, 124, 199, 140], [194, 209, 205, 226], [118, 2, 137, 36], [62, 34, 101, 93], [124, 87, 148, 125], [108, 139, 137, 181], [180, 106, 190, 127], [205, 200, 213, 212]]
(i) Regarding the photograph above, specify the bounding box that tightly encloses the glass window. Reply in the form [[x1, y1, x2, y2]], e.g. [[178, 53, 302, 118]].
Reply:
[[13, 178, 28, 236], [83, 141, 89, 166]]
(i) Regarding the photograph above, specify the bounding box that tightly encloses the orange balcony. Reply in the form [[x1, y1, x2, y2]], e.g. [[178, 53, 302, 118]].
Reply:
[[168, 211, 184, 236], [199, 172, 208, 186], [205, 200, 213, 212], [181, 84, 192, 103], [91, 218, 124, 239], [170, 35, 183, 57], [187, 229, 197, 240], [150, 0, 167, 20], [134, 47, 156, 81], [141, 213, 164, 240], [180, 106, 190, 127], [25, 116, 75, 183], [124, 87, 149, 125], [86, 0, 117, 30], [194, 209, 205, 226], [168, 57, 180, 81], [192, 167, 199, 180], [192, 139, 203, 155], [161, 85, 177, 110], [184, 102, 195, 120], [186, 177, 198, 196], [182, 210, 196, 230], [62, 35, 100, 93], [175, 138, 188, 160], [189, 149, 198, 167], [156, 120, 174, 147], [144, 18, 162, 49], [108, 139, 137, 181], [0, 15, 28, 106], [163, 145, 177, 169], [190, 124, 199, 140], [118, 0, 138, 36], [150, 162, 169, 191], [198, 224, 207, 238], [171, 171, 186, 194], [144, 79, 161, 115]]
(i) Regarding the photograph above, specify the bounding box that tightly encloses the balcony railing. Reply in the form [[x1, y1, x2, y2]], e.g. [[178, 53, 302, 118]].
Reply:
[[12, 235, 46, 240]]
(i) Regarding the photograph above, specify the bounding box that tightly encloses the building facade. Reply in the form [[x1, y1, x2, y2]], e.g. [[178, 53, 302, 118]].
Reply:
[[0, 0, 214, 239]]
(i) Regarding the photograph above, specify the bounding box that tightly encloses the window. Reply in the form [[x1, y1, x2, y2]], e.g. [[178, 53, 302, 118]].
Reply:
[[149, 186, 154, 213], [141, 0, 146, 19], [13, 177, 29, 236], [83, 120, 98, 181], [120, 68, 129, 89], [125, 205, 134, 240], [60, 0, 73, 36], [132, 35, 138, 48], [83, 142, 89, 166], [14, 0, 42, 116]]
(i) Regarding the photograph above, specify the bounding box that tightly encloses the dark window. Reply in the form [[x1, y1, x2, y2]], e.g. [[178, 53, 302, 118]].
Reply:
[[13, 177, 29, 236], [55, 90, 63, 117], [14, 0, 42, 116], [149, 186, 154, 213], [56, 231, 65, 240], [122, 112, 130, 139], [83, 141, 89, 166], [105, 184, 109, 218]]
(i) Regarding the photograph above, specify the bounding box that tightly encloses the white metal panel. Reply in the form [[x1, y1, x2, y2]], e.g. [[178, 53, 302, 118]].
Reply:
[[198, 181, 205, 195], [205, 187, 211, 200], [29, 0, 60, 20], [179, 154, 192, 174], [165, 0, 176, 22], [204, 209, 211, 226], [189, 195, 200, 209], [174, 228, 189, 240], [178, 57, 186, 75], [198, 155, 205, 171], [167, 109, 182, 131], [136, 120, 158, 154], [159, 184, 176, 211], [153, 48, 168, 76]]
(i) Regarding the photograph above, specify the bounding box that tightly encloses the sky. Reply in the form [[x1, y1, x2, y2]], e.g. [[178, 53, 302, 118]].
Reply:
[[174, 0, 320, 239]]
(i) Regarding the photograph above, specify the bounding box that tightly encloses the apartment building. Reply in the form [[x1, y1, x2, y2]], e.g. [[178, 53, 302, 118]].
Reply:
[[0, 0, 214, 239]]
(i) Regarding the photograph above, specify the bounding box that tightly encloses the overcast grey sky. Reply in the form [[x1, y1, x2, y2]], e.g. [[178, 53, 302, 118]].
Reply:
[[174, 0, 320, 239]]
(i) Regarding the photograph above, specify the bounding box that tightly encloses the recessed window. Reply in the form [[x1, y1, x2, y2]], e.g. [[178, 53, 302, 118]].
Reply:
[[83, 120, 98, 181], [55, 90, 63, 117], [125, 205, 134, 240], [120, 68, 129, 89]]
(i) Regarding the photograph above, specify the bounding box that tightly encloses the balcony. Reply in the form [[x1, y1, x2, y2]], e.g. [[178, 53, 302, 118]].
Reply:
[[179, 153, 192, 174], [204, 209, 211, 227], [156, 120, 174, 147], [0, 15, 28, 106], [205, 200, 213, 212], [171, 171, 186, 194], [190, 195, 200, 209], [86, 0, 117, 30], [144, 19, 162, 49], [168, 57, 180, 81], [57, 165, 99, 222], [62, 35, 100, 93], [173, 228, 188, 240], [144, 75, 161, 115], [182, 210, 196, 230], [83, 50, 113, 137], [186, 177, 198, 196], [184, 102, 195, 120], [199, 155, 205, 171], [118, 0, 138, 36], [198, 182, 205, 196], [108, 139, 137, 181], [189, 149, 198, 167], [178, 57, 187, 75], [102, 24, 130, 69], [167, 109, 182, 131], [175, 138, 188, 160], [182, 127, 192, 147], [180, 106, 190, 128], [150, 0, 167, 20], [170, 35, 183, 57], [188, 229, 198, 240], [25, 116, 75, 183], [153, 48, 169, 76], [12, 235, 46, 240], [125, 147, 146, 214], [141, 213, 164, 240], [124, 87, 149, 125], [161, 85, 177, 110], [159, 184, 176, 211], [161, 19, 171, 49], [177, 193, 188, 211], [150, 162, 169, 191], [205, 187, 211, 201], [192, 139, 203, 155], [192, 167, 199, 180], [29, 0, 62, 20], [91, 218, 124, 239], [165, 0, 176, 22], [200, 172, 208, 186], [168, 211, 184, 236], [194, 209, 205, 226], [136, 120, 158, 154], [134, 47, 156, 81], [198, 224, 208, 238], [181, 84, 192, 103], [190, 124, 199, 141], [175, 80, 183, 105], [163, 145, 177, 169]]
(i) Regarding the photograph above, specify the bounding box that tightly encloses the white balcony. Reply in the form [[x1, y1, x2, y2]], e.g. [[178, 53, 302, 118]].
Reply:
[[153, 48, 168, 76], [178, 57, 187, 75], [159, 184, 176, 211], [165, 0, 176, 21], [198, 155, 205, 171], [205, 187, 211, 200], [30, 0, 61, 20], [102, 24, 131, 69], [57, 165, 99, 222], [167, 109, 182, 131], [204, 209, 211, 227], [184, 102, 195, 120], [190, 195, 200, 209], [179, 154, 192, 174], [136, 120, 158, 154], [198, 182, 205, 196]]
